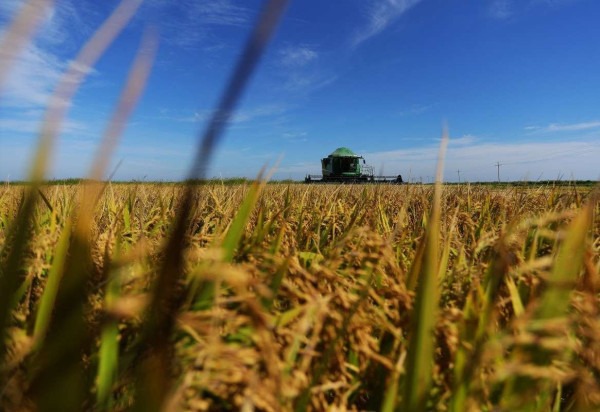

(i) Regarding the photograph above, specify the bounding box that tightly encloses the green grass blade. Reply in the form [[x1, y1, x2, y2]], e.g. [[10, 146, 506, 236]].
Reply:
[[506, 274, 525, 317], [406, 234, 426, 291], [222, 177, 264, 263], [28, 229, 94, 411], [449, 238, 511, 411], [131, 2, 289, 408], [0, 190, 38, 361], [536, 204, 592, 320], [192, 177, 265, 311], [96, 268, 122, 409], [401, 195, 440, 411], [401, 128, 448, 411], [500, 202, 593, 409], [32, 219, 71, 350]]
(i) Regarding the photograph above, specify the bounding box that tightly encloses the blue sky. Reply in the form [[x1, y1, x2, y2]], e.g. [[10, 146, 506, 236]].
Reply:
[[1, 0, 599, 182]]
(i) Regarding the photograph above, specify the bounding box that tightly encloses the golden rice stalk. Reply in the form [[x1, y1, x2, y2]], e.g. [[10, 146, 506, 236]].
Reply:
[[400, 127, 448, 411]]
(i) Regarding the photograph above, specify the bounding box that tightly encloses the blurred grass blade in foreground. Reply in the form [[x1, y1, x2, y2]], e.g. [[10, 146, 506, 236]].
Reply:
[[26, 5, 152, 412], [131, 1, 289, 410], [400, 127, 448, 411], [501, 198, 594, 409], [0, 0, 142, 368]]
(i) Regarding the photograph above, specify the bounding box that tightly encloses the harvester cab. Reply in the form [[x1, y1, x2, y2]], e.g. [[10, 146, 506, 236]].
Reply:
[[305, 147, 403, 184], [321, 147, 365, 178]]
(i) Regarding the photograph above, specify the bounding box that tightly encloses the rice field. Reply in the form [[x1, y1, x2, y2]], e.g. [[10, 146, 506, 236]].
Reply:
[[0, 182, 598, 411], [2, 1, 600, 410]]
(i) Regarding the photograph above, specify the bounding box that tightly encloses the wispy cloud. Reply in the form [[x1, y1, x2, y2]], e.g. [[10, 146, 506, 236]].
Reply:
[[0, 43, 99, 110], [188, 0, 250, 27], [488, 0, 583, 20], [0, 0, 98, 109], [447, 134, 478, 146], [352, 0, 423, 47], [146, 0, 252, 50], [527, 0, 581, 7], [40, 1, 91, 48], [489, 0, 513, 19], [228, 104, 288, 124], [525, 121, 600, 133], [0, 43, 64, 108], [147, 0, 249, 26], [0, 116, 87, 135], [272, 44, 334, 94], [362, 138, 600, 181], [163, 104, 288, 124], [0, 0, 93, 48], [282, 131, 308, 142], [283, 72, 337, 93], [278, 45, 318, 67], [397, 103, 435, 117]]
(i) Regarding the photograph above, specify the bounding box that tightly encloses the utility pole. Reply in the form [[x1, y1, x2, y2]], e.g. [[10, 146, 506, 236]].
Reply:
[[457, 169, 461, 183], [495, 162, 502, 182]]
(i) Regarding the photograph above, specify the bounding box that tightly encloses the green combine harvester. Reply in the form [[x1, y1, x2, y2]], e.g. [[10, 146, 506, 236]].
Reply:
[[305, 147, 403, 184]]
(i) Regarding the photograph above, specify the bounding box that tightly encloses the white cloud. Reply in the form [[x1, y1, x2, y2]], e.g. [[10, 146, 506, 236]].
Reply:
[[146, 0, 251, 49], [147, 0, 249, 26], [0, 0, 98, 109], [0, 42, 64, 108], [489, 0, 513, 19], [361, 138, 600, 181], [188, 0, 249, 26], [0, 0, 93, 47], [282, 131, 308, 142], [228, 104, 288, 124], [488, 0, 583, 20], [352, 0, 423, 47], [0, 116, 86, 134], [531, 0, 581, 7], [164, 104, 288, 124], [525, 121, 600, 133], [279, 46, 318, 67], [398, 103, 435, 117], [448, 134, 478, 146], [283, 72, 337, 93], [272, 44, 334, 95], [41, 1, 91, 48]]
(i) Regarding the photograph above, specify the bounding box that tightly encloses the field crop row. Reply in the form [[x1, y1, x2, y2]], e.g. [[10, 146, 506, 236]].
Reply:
[[0, 183, 598, 411]]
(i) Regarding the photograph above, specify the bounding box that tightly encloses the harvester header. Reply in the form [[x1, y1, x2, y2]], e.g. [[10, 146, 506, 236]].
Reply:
[[305, 147, 403, 183]]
